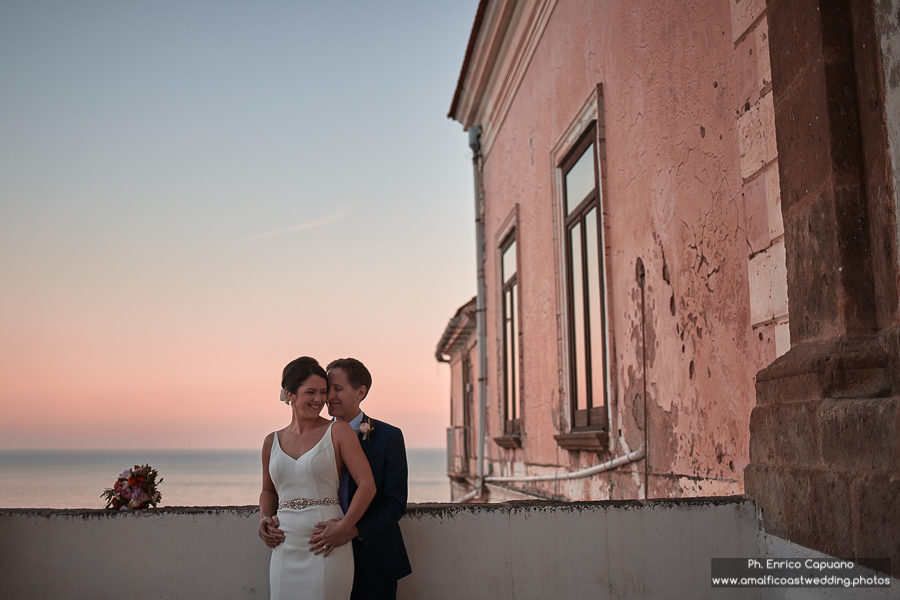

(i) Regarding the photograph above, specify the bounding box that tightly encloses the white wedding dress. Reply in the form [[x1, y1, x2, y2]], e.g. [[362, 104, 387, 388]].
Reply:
[[269, 423, 353, 600]]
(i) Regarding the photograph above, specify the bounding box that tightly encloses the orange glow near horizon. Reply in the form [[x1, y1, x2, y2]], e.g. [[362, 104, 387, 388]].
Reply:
[[1, 300, 457, 449]]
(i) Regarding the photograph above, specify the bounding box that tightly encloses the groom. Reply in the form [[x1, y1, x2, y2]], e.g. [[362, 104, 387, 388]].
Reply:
[[310, 357, 412, 599]]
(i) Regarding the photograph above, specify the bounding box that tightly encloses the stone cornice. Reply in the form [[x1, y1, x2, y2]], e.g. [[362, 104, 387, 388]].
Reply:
[[450, 0, 559, 160]]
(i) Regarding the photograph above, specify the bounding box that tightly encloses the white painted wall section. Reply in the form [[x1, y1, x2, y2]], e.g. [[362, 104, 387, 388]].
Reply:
[[748, 240, 789, 326]]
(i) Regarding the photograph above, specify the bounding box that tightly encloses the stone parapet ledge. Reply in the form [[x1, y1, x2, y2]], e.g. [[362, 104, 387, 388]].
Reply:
[[0, 505, 260, 516]]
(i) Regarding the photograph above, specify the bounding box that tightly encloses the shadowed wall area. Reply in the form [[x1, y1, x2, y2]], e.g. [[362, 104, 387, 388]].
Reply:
[[745, 0, 900, 580]]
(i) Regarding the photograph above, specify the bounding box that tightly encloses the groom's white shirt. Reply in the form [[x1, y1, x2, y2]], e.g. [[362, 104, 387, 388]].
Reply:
[[342, 411, 364, 432]]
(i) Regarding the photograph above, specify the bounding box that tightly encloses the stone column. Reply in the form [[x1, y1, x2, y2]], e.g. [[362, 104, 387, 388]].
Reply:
[[745, 0, 900, 577]]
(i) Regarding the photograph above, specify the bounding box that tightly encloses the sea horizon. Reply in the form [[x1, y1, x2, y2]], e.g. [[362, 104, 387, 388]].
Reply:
[[0, 446, 445, 452], [0, 447, 449, 509]]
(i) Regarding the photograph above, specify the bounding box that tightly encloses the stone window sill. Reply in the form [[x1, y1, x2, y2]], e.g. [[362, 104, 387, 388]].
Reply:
[[494, 434, 522, 449], [554, 430, 607, 452]]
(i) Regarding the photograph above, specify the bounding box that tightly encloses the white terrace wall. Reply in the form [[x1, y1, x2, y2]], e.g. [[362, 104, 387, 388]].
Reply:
[[2, 497, 893, 600], [1, 498, 754, 600], [401, 497, 759, 600], [1, 506, 269, 599]]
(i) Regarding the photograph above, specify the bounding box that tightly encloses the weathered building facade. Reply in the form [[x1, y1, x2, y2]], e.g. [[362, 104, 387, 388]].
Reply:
[[439, 0, 791, 503], [439, 1, 900, 575]]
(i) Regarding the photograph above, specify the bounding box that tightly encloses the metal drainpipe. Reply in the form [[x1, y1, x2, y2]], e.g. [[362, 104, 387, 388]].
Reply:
[[485, 447, 645, 483], [637, 258, 650, 499], [470, 126, 488, 501]]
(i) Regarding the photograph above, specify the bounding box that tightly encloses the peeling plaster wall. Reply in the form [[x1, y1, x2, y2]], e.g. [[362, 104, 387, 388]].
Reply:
[[469, 0, 789, 501]]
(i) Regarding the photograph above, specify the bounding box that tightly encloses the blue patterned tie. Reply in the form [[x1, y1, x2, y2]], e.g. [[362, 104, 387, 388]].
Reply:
[[338, 469, 350, 513]]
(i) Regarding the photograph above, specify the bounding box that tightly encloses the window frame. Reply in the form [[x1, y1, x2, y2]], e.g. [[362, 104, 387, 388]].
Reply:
[[549, 85, 615, 451], [560, 125, 607, 430], [494, 204, 523, 449], [462, 351, 475, 468], [500, 231, 521, 434]]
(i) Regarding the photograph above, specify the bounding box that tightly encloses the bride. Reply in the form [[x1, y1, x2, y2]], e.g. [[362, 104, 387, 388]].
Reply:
[[259, 356, 375, 600]]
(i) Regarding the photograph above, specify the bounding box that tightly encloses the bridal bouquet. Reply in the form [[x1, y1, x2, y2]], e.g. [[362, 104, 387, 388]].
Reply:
[[102, 464, 163, 510]]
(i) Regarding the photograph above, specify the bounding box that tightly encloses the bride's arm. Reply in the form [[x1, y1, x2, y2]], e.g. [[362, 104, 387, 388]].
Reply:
[[335, 421, 376, 528], [259, 433, 285, 548], [309, 421, 375, 553]]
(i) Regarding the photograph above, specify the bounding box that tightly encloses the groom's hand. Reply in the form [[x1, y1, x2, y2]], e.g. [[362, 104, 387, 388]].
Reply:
[[259, 515, 285, 548], [309, 518, 358, 556]]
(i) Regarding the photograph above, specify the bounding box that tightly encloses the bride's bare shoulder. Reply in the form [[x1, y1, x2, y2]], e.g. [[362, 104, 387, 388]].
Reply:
[[331, 420, 355, 440]]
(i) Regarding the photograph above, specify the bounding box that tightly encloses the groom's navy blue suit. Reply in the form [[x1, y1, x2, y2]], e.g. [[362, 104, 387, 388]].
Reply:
[[348, 415, 411, 599]]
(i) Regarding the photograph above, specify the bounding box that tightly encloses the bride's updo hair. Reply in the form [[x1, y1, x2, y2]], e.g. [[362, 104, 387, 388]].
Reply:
[[281, 357, 328, 394]]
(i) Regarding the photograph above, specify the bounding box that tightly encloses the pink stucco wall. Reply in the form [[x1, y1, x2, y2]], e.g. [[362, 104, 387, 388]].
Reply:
[[465, 0, 780, 500]]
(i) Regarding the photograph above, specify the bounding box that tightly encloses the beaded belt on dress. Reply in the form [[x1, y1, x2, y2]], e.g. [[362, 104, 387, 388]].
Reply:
[[278, 497, 340, 510]]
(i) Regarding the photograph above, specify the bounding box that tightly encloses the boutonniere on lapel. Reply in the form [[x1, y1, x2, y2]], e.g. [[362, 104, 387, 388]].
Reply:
[[359, 417, 375, 442]]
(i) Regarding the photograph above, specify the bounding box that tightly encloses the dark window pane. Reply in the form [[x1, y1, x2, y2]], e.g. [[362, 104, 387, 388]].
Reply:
[[584, 207, 605, 409], [565, 143, 595, 215], [511, 283, 518, 420], [570, 223, 587, 411], [505, 288, 514, 422]]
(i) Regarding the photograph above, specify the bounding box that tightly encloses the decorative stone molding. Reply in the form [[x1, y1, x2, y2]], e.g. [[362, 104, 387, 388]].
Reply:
[[449, 0, 559, 160]]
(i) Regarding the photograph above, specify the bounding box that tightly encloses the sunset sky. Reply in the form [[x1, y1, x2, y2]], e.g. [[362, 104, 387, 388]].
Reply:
[[0, 1, 477, 449]]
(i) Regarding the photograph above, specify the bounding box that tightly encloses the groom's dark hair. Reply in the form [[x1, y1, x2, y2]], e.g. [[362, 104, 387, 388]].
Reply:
[[326, 357, 372, 399]]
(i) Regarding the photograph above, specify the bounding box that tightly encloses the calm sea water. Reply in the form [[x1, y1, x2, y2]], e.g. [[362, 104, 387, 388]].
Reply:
[[0, 448, 448, 509]]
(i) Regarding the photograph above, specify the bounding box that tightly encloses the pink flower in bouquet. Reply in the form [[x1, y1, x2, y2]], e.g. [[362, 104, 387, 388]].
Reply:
[[131, 489, 148, 503], [120, 485, 132, 499]]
